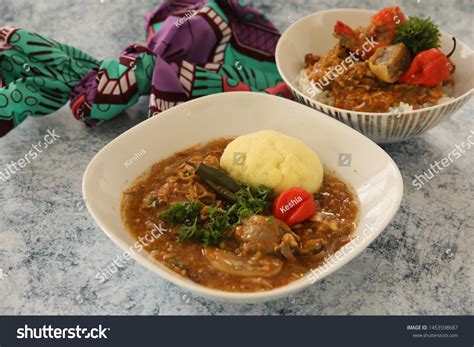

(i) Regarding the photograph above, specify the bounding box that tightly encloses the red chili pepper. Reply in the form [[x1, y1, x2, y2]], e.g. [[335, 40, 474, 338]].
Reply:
[[399, 39, 456, 87], [369, 6, 407, 49], [371, 6, 407, 30], [273, 188, 317, 227], [334, 21, 357, 38], [333, 21, 361, 54]]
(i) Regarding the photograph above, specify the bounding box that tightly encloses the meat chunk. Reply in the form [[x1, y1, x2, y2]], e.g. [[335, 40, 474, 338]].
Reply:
[[234, 215, 299, 261], [204, 248, 283, 277], [204, 215, 300, 277], [368, 43, 411, 83], [333, 7, 407, 61]]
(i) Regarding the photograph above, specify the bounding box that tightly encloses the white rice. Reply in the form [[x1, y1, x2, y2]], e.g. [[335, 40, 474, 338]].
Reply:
[[389, 102, 414, 113], [295, 68, 453, 112], [294, 69, 334, 106]]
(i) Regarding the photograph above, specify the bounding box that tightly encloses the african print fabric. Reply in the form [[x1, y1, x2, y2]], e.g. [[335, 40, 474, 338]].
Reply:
[[0, 0, 292, 136]]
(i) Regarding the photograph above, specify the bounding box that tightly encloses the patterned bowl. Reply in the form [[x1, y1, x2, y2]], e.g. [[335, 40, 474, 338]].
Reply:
[[276, 9, 474, 143]]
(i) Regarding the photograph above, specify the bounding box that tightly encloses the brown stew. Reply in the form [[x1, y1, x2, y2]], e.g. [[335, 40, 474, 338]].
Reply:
[[304, 45, 453, 113], [121, 138, 359, 292]]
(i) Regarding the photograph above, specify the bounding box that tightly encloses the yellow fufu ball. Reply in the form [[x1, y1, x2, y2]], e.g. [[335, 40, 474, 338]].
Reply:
[[220, 130, 323, 193]]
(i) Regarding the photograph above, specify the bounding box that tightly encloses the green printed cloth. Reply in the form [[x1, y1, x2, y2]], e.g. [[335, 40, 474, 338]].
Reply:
[[0, 0, 292, 137]]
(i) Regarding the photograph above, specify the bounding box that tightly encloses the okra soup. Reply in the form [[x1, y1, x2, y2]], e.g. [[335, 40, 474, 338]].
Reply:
[[121, 130, 359, 292]]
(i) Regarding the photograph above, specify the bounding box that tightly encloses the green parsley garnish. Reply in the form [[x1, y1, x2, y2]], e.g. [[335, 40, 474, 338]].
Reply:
[[203, 208, 232, 246], [157, 185, 273, 246], [395, 16, 441, 55], [227, 184, 273, 224], [158, 200, 203, 226], [179, 217, 200, 240]]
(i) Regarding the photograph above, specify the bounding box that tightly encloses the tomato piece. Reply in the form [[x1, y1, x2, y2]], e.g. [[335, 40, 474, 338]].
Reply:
[[399, 48, 453, 86], [370, 6, 407, 49], [371, 6, 407, 29], [273, 188, 317, 227], [334, 21, 357, 37], [285, 200, 317, 227]]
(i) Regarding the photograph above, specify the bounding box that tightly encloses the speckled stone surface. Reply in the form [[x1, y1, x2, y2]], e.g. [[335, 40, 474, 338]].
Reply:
[[0, 0, 472, 315]]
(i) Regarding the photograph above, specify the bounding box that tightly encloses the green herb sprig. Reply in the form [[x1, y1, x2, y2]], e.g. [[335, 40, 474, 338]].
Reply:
[[395, 16, 440, 55], [158, 200, 203, 226], [157, 184, 273, 246], [227, 185, 272, 224], [202, 208, 232, 246]]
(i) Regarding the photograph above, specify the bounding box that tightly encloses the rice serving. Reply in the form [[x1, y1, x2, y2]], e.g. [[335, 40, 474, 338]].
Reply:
[[293, 6, 456, 113], [295, 68, 453, 113]]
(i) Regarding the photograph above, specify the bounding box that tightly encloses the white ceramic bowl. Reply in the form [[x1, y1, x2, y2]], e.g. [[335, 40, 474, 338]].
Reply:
[[276, 9, 474, 143], [83, 92, 403, 303]]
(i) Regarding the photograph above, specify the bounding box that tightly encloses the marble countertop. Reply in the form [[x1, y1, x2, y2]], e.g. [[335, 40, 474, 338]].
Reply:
[[0, 0, 472, 315]]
